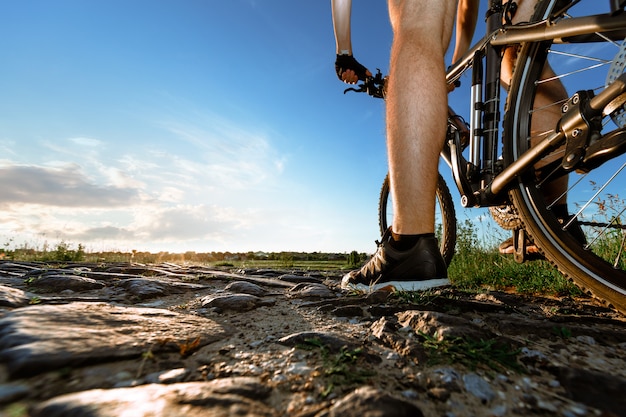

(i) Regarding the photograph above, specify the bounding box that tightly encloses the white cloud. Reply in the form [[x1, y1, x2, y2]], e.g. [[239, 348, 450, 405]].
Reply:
[[69, 137, 103, 147], [161, 117, 286, 190], [0, 111, 305, 252], [0, 163, 140, 208]]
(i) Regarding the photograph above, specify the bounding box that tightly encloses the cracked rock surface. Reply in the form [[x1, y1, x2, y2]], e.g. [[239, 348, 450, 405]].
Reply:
[[1, 260, 625, 416]]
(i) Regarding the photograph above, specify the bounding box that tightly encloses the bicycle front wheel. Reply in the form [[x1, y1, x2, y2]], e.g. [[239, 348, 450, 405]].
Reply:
[[378, 172, 456, 266], [505, 0, 626, 312]]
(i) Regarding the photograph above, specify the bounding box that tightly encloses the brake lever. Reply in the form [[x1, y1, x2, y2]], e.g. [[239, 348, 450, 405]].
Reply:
[[343, 85, 367, 94], [341, 69, 386, 97]]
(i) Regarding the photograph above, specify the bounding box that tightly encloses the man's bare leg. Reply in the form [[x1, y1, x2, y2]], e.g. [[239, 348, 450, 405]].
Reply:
[[387, 0, 457, 236], [341, 0, 455, 291]]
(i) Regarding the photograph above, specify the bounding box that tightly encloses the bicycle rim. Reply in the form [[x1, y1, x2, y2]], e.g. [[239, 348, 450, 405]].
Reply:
[[378, 173, 457, 266], [505, 0, 626, 312]]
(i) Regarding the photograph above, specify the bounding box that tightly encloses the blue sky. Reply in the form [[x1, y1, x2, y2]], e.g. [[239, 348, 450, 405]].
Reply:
[[0, 0, 493, 254], [1, 1, 610, 255]]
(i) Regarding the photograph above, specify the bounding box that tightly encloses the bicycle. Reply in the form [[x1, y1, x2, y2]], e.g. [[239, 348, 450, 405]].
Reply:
[[344, 0, 626, 313]]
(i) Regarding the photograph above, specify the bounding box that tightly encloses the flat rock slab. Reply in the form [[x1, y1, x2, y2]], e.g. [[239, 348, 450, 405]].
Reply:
[[324, 386, 424, 417], [27, 274, 106, 292], [31, 377, 274, 417], [0, 284, 30, 308], [0, 302, 230, 378]]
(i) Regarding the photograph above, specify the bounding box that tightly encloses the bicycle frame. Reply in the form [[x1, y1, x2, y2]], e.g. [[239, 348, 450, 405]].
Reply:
[[443, 0, 626, 208]]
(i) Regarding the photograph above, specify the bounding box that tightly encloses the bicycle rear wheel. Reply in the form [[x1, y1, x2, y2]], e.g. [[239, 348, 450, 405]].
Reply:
[[378, 172, 457, 266], [505, 0, 626, 312]]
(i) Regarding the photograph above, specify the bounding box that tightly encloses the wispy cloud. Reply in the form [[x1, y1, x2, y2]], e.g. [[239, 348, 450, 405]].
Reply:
[[0, 164, 140, 208], [161, 114, 286, 189], [0, 109, 295, 252]]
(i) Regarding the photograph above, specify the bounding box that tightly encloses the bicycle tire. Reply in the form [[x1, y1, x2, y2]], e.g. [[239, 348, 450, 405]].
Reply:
[[378, 172, 457, 266], [504, 0, 626, 312]]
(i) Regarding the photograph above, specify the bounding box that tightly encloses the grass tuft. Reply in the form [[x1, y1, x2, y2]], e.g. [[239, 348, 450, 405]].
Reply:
[[419, 331, 524, 373]]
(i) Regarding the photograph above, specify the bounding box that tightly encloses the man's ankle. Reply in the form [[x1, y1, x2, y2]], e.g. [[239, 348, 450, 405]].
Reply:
[[389, 231, 435, 251]]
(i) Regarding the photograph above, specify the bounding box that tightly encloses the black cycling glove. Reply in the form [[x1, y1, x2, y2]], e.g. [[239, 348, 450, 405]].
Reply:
[[335, 54, 369, 81]]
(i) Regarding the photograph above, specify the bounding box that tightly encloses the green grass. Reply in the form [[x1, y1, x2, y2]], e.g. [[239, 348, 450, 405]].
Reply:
[[296, 337, 377, 397], [448, 249, 582, 297], [446, 219, 583, 297], [419, 331, 524, 373]]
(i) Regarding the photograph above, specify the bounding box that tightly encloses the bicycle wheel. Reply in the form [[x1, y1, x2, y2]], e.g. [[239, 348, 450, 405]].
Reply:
[[378, 172, 457, 266], [504, 0, 626, 312]]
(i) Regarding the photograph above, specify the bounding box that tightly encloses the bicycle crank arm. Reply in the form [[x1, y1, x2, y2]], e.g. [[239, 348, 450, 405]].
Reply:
[[484, 73, 626, 201], [582, 128, 626, 170]]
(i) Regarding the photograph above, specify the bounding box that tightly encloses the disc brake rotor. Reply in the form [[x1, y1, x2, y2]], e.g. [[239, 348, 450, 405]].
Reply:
[[605, 37, 626, 128]]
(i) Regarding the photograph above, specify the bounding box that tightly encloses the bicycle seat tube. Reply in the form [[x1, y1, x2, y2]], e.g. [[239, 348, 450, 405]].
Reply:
[[481, 0, 506, 192]]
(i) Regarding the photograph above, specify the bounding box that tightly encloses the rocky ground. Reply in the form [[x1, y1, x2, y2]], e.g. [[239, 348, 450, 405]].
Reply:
[[0, 260, 625, 417]]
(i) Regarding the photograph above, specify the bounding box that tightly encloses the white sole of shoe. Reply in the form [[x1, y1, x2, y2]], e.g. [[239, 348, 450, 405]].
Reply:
[[344, 278, 451, 292]]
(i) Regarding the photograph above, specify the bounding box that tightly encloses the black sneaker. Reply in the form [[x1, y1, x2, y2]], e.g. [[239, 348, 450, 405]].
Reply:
[[341, 228, 450, 291]]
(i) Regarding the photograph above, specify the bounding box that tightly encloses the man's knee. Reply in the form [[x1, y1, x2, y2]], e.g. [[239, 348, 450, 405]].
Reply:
[[388, 0, 456, 47]]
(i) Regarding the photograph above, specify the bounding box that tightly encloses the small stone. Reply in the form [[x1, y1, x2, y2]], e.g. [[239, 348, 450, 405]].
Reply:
[[427, 367, 462, 392], [288, 283, 335, 299], [272, 373, 287, 383], [201, 293, 262, 312], [332, 305, 364, 317], [575, 335, 596, 345], [463, 373, 495, 403], [401, 389, 418, 399], [326, 386, 424, 417], [278, 274, 319, 283], [145, 368, 189, 384], [520, 347, 550, 365], [428, 387, 451, 401], [365, 290, 390, 303], [224, 281, 267, 296], [548, 379, 560, 388], [286, 362, 311, 375], [490, 404, 507, 417], [397, 311, 492, 341], [0, 384, 30, 404], [536, 399, 559, 413], [121, 279, 167, 300], [249, 340, 264, 348]]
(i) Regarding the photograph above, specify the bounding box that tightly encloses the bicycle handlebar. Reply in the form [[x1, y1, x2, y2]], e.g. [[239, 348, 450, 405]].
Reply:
[[343, 69, 386, 99], [343, 68, 461, 99]]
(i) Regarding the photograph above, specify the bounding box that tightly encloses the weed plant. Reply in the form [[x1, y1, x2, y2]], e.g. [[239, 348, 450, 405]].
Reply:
[[419, 331, 524, 373], [447, 219, 582, 297], [297, 338, 376, 397]]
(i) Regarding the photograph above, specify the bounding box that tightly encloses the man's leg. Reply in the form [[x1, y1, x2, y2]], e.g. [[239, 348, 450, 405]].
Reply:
[[387, 0, 457, 236], [342, 0, 456, 291]]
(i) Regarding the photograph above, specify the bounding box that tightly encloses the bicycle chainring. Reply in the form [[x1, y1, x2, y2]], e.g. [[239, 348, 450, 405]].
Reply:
[[606, 37, 626, 128], [488, 205, 522, 231]]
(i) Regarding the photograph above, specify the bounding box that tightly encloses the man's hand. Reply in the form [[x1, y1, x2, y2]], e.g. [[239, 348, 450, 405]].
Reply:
[[335, 54, 372, 84]]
